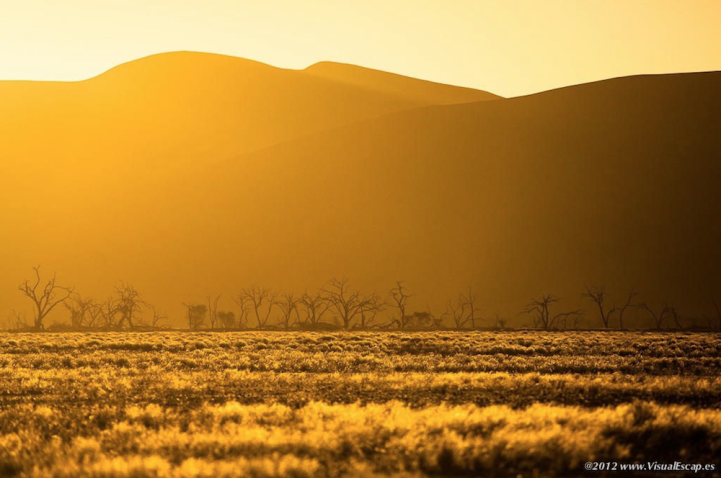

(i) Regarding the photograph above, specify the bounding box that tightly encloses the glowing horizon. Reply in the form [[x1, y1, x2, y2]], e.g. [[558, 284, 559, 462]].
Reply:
[[1, 0, 719, 97]]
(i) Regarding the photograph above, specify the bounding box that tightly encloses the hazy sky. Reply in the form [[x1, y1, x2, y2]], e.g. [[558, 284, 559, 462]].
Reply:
[[1, 0, 719, 96]]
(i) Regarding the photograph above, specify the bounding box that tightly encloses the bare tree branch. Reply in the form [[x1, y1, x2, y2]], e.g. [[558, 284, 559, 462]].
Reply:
[[321, 277, 385, 329], [447, 297, 470, 329], [207, 294, 221, 330], [638, 302, 670, 330], [232, 294, 251, 329], [18, 266, 74, 330], [240, 285, 277, 329], [115, 283, 145, 329], [299, 291, 330, 326], [277, 293, 300, 330], [389, 281, 413, 328], [582, 285, 616, 328], [460, 286, 481, 328], [616, 289, 640, 330], [522, 294, 583, 330]]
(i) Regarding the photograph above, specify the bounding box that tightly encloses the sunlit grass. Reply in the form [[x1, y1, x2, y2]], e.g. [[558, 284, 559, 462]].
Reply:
[[2, 401, 720, 477], [1, 331, 719, 477]]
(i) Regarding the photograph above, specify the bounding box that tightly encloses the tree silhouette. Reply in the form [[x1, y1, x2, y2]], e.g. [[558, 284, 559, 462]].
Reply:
[[116, 283, 145, 329], [357, 293, 384, 328], [277, 293, 300, 330], [207, 294, 221, 330], [239, 285, 277, 329], [8, 310, 29, 330], [299, 292, 330, 326], [582, 285, 616, 328], [461, 287, 481, 328], [149, 306, 167, 329], [18, 266, 74, 330], [217, 310, 236, 329], [666, 304, 683, 330], [232, 293, 251, 329], [523, 294, 583, 330], [65, 294, 96, 328], [322, 277, 384, 329], [617, 290, 640, 330], [638, 303, 670, 330], [445, 288, 481, 329], [389, 281, 412, 328], [98, 297, 121, 329], [426, 307, 448, 328], [183, 303, 207, 330], [447, 297, 470, 329]]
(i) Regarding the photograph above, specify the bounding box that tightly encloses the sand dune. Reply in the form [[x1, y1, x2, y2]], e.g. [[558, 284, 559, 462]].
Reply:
[[1, 56, 719, 324]]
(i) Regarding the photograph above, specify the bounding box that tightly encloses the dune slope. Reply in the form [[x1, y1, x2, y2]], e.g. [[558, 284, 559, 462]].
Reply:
[[2, 67, 719, 324]]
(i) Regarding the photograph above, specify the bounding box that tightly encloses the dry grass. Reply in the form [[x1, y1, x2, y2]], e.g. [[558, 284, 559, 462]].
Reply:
[[1, 331, 720, 477]]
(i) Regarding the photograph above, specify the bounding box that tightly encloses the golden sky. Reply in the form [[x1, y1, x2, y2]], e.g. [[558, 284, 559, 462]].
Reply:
[[0, 0, 719, 96]]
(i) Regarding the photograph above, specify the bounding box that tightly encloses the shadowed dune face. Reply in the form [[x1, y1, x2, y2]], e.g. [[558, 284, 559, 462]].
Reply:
[[148, 71, 721, 320], [304, 61, 501, 104], [0, 53, 719, 325]]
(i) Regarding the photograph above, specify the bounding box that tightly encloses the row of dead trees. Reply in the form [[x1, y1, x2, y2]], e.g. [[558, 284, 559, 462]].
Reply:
[[10, 266, 165, 331], [181, 280, 496, 331], [182, 281, 721, 331], [524, 286, 721, 331], [6, 267, 721, 331], [183, 278, 416, 331]]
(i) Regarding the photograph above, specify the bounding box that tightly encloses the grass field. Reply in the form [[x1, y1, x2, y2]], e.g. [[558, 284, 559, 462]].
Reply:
[[1, 331, 720, 477]]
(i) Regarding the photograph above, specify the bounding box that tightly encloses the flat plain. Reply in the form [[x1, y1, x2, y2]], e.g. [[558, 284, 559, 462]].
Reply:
[[1, 331, 720, 477]]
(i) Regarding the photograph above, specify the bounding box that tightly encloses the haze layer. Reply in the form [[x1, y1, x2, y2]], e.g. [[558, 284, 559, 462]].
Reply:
[[1, 51, 718, 324]]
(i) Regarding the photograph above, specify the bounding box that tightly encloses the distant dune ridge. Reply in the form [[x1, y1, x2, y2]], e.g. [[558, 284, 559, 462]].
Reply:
[[0, 51, 500, 173], [304, 61, 501, 104], [0, 51, 719, 326]]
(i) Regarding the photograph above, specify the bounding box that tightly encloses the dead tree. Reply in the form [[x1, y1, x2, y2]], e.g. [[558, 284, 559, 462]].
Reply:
[[98, 298, 121, 329], [582, 285, 616, 328], [494, 314, 508, 329], [389, 281, 413, 328], [321, 277, 384, 329], [84, 301, 103, 328], [207, 294, 221, 330], [523, 294, 584, 330], [617, 290, 640, 330], [18, 266, 74, 330], [116, 283, 145, 329], [357, 293, 385, 328], [427, 307, 448, 329], [65, 294, 95, 328], [240, 285, 277, 329], [299, 292, 330, 326], [8, 310, 29, 330], [447, 297, 470, 329], [666, 304, 684, 330], [638, 303, 670, 330], [232, 294, 251, 329], [460, 287, 481, 328], [150, 306, 167, 329], [277, 293, 300, 330], [445, 288, 480, 329]]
